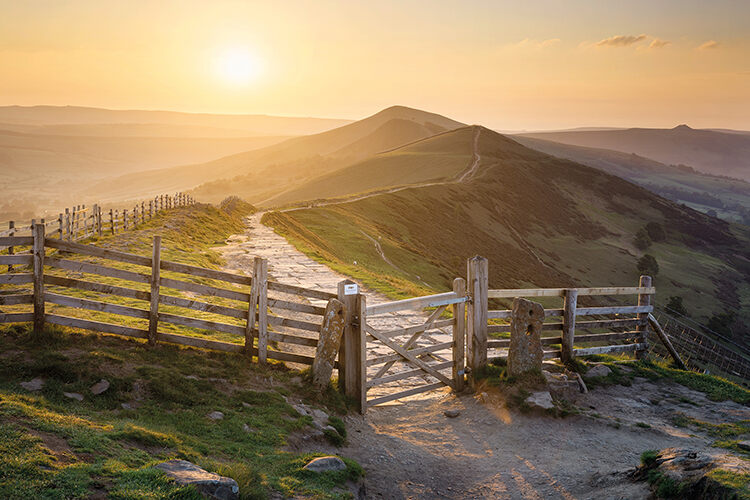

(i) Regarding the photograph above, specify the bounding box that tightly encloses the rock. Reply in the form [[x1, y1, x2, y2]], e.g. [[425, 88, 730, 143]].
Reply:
[[185, 375, 199, 380], [632, 448, 750, 500], [63, 392, 84, 401], [303, 456, 347, 472], [20, 378, 44, 391], [586, 364, 612, 378], [242, 424, 256, 433], [90, 379, 110, 395], [542, 361, 565, 374], [737, 440, 750, 452], [207, 411, 224, 420], [311, 299, 346, 389], [154, 460, 239, 500], [525, 391, 555, 410], [311, 409, 329, 421], [121, 403, 133, 410], [444, 409, 460, 418], [507, 298, 544, 376]]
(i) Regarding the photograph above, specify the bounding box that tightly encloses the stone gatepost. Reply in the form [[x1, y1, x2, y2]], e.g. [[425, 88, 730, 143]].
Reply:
[[507, 297, 544, 376], [312, 298, 346, 389]]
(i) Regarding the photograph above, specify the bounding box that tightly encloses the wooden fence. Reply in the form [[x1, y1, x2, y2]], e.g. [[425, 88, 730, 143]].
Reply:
[[0, 224, 335, 366], [466, 256, 655, 374], [1, 192, 194, 248]]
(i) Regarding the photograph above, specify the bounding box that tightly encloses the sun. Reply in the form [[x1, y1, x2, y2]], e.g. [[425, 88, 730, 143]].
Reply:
[[214, 48, 263, 85]]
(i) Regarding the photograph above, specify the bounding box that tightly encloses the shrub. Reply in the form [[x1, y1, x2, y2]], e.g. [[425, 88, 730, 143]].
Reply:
[[665, 296, 688, 317], [634, 229, 652, 250], [645, 222, 666, 242], [637, 254, 659, 277]]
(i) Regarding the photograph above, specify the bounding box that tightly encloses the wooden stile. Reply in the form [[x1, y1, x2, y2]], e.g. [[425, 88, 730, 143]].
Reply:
[[148, 236, 161, 345]]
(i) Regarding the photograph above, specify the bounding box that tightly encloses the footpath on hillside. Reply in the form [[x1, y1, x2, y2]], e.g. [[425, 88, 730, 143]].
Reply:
[[214, 213, 750, 499]]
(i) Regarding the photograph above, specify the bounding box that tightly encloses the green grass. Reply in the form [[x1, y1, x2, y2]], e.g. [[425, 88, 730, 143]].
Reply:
[[0, 325, 359, 499], [707, 469, 750, 499]]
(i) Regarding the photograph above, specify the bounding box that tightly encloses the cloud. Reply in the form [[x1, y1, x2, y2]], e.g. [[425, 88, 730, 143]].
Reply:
[[514, 38, 561, 49], [596, 34, 647, 47], [648, 38, 670, 49], [697, 40, 720, 50]]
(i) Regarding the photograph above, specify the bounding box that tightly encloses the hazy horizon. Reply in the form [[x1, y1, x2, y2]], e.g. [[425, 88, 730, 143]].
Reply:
[[2, 1, 749, 131]]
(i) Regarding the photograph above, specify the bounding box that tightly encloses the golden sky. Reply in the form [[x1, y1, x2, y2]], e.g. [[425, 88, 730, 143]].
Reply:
[[2, 0, 749, 130]]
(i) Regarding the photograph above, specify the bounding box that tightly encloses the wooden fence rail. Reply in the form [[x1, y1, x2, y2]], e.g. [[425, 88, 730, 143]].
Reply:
[[1, 192, 195, 248]]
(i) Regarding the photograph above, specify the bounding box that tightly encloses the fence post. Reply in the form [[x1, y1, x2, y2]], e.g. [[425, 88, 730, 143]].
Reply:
[[92, 204, 98, 237], [636, 275, 652, 359], [148, 236, 161, 345], [7, 221, 14, 272], [337, 280, 366, 413], [466, 256, 488, 379], [561, 289, 578, 365], [71, 206, 77, 239], [141, 202, 145, 223], [149, 200, 153, 219], [251, 257, 268, 364], [65, 208, 71, 241], [452, 277, 466, 391], [57, 213, 63, 239], [123, 209, 128, 230], [32, 223, 45, 334]]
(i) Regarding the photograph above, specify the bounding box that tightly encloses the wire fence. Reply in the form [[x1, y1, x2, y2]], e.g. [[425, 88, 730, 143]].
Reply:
[[650, 309, 750, 385]]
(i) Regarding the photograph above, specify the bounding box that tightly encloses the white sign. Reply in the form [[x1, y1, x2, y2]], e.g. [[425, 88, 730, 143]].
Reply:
[[344, 284, 359, 295]]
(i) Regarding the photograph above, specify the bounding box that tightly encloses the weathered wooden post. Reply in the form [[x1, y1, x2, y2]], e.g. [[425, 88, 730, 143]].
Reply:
[[466, 256, 488, 379], [452, 277, 467, 391], [32, 223, 45, 334], [312, 298, 346, 389], [132, 206, 138, 229], [141, 202, 145, 223], [65, 208, 71, 241], [148, 236, 161, 345], [71, 206, 77, 239], [252, 258, 268, 363], [636, 275, 652, 359], [92, 204, 98, 236], [561, 289, 578, 365], [109, 209, 114, 234], [149, 200, 153, 219], [123, 209, 128, 230], [337, 280, 366, 413], [57, 213, 63, 239], [7, 221, 14, 272]]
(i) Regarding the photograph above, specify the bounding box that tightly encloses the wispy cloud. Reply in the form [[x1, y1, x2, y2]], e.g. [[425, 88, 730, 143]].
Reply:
[[514, 38, 561, 49], [697, 40, 720, 50], [596, 34, 647, 47], [648, 38, 670, 49]]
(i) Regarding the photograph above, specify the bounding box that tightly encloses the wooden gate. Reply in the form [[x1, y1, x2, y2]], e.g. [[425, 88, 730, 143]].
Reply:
[[360, 278, 467, 409]]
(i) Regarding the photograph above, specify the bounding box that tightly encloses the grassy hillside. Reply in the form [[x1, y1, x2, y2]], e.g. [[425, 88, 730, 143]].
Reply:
[[98, 106, 466, 203], [0, 198, 362, 498], [519, 125, 750, 181], [514, 136, 750, 224], [264, 128, 750, 342], [264, 126, 476, 207]]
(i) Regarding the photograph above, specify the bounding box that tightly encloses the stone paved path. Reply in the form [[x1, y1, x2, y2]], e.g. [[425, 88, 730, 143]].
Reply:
[[214, 212, 454, 401]]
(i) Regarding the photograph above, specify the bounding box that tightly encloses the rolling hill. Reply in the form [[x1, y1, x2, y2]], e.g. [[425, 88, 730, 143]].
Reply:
[[264, 127, 750, 343], [0, 105, 351, 136], [513, 136, 750, 225], [518, 125, 750, 181], [97, 106, 466, 202]]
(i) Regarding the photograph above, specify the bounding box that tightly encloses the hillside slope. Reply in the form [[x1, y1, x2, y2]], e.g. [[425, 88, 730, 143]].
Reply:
[[519, 125, 750, 181], [99, 106, 466, 203], [265, 127, 750, 341], [514, 136, 750, 224]]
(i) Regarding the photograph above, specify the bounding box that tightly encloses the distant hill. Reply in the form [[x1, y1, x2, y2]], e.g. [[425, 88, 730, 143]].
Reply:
[[97, 106, 466, 202], [519, 125, 750, 181], [514, 136, 750, 225], [265, 127, 750, 342], [0, 105, 351, 136]]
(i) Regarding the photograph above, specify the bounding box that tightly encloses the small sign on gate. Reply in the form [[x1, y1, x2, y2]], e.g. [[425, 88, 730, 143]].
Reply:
[[344, 283, 359, 295]]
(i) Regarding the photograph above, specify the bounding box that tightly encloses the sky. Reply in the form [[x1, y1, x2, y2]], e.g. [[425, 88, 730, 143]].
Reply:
[[2, 0, 749, 130]]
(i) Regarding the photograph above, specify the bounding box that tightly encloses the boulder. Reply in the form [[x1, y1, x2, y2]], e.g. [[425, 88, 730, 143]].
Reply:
[[737, 441, 750, 452], [20, 378, 44, 392], [303, 456, 347, 473], [90, 379, 110, 395], [311, 299, 346, 389], [524, 391, 555, 410], [154, 460, 239, 500], [507, 298, 544, 376], [63, 392, 84, 401], [586, 364, 612, 378], [444, 409, 460, 418]]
